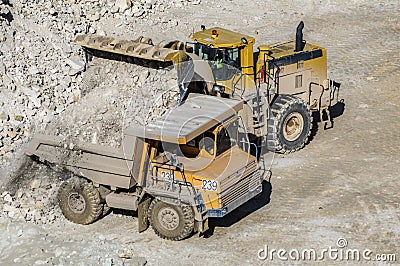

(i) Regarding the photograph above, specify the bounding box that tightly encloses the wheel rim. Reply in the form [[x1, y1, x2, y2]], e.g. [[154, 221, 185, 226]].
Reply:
[[158, 206, 179, 231], [67, 192, 86, 214], [282, 112, 304, 141]]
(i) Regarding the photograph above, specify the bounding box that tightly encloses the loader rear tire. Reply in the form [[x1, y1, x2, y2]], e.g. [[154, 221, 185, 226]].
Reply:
[[267, 95, 312, 153], [149, 198, 194, 241], [58, 177, 103, 225]]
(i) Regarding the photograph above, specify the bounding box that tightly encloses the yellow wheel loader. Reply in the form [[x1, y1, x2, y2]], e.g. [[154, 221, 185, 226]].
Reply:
[[74, 21, 341, 154], [27, 95, 264, 240]]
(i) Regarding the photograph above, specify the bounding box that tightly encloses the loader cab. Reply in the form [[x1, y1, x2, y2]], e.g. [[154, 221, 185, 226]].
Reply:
[[193, 43, 241, 81], [192, 27, 256, 95]]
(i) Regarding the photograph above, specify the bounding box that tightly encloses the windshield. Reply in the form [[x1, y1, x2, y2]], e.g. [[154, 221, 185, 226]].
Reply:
[[194, 43, 240, 81], [216, 120, 239, 156]]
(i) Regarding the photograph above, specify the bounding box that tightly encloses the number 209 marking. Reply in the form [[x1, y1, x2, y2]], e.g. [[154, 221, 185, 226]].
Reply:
[[202, 180, 217, 191]]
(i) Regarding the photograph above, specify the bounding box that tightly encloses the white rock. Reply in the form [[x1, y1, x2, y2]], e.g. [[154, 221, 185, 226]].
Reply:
[[133, 8, 145, 17], [3, 205, 21, 218], [0, 111, 8, 122], [30, 179, 41, 190], [16, 189, 24, 199], [143, 3, 152, 9], [3, 193, 13, 203], [22, 87, 41, 108], [0, 60, 6, 74], [89, 11, 101, 21], [66, 56, 85, 70], [104, 258, 113, 266], [115, 0, 132, 12], [22, 86, 39, 98], [49, 8, 57, 16], [55, 247, 63, 257], [110, 5, 119, 14]]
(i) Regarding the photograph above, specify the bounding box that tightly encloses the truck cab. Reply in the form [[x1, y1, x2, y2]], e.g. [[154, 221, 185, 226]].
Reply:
[[151, 114, 260, 215]]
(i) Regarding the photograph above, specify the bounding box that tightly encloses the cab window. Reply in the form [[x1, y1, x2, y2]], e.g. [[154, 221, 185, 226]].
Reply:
[[194, 43, 241, 81], [216, 127, 231, 156]]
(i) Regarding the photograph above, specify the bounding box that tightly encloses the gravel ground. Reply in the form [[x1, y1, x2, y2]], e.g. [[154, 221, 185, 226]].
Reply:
[[0, 0, 399, 265]]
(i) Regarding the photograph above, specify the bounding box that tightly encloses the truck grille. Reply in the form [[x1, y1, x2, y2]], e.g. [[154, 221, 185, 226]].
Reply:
[[217, 160, 261, 207]]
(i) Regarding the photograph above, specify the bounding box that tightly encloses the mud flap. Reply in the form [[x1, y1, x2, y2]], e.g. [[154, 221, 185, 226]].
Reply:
[[322, 79, 341, 130], [138, 197, 152, 232], [195, 217, 209, 233]]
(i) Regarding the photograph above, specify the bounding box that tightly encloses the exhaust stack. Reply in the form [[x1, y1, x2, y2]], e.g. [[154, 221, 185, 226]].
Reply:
[[295, 21, 306, 52]]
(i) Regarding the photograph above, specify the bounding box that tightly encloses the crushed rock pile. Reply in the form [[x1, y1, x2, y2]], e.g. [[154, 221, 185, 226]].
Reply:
[[0, 0, 197, 226], [0, 0, 198, 170], [0, 161, 64, 225], [43, 58, 180, 148], [0, 180, 61, 225]]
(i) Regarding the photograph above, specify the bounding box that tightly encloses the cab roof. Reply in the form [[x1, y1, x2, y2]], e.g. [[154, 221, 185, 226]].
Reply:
[[192, 27, 255, 49], [126, 95, 243, 144]]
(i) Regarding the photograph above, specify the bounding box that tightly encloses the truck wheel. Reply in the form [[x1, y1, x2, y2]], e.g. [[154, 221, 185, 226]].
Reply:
[[58, 177, 103, 225], [267, 95, 312, 153], [149, 198, 194, 241]]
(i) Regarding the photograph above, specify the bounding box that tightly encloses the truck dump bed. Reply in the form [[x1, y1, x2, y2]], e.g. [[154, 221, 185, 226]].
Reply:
[[26, 134, 137, 189]]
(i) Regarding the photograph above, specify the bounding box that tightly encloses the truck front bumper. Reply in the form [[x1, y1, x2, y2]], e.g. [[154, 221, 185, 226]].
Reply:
[[207, 184, 263, 218]]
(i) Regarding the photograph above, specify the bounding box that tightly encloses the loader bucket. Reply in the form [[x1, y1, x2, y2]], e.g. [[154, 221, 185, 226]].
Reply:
[[74, 34, 186, 62]]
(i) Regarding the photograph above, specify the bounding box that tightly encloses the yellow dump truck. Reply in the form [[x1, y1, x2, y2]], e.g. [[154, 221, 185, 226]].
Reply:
[[27, 95, 264, 240], [74, 21, 340, 154]]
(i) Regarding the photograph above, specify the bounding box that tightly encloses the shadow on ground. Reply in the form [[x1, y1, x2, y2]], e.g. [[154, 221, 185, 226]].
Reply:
[[308, 100, 346, 143], [202, 181, 272, 238]]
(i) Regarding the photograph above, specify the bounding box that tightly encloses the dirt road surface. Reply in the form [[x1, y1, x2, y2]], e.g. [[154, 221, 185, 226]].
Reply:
[[0, 0, 399, 265]]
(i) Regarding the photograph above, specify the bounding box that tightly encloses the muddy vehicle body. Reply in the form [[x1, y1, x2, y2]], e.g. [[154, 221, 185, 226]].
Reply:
[[27, 95, 265, 240], [74, 21, 341, 154]]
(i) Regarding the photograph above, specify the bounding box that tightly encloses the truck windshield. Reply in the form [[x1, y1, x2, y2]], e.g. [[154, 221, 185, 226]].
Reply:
[[194, 43, 240, 81], [216, 120, 239, 156]]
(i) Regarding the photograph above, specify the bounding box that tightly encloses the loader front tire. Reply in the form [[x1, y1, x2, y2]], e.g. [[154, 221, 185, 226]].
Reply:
[[58, 177, 103, 225], [149, 198, 194, 241], [267, 95, 312, 153]]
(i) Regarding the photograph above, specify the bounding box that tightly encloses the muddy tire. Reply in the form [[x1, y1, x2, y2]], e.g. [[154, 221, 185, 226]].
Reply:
[[149, 198, 194, 241], [267, 94, 312, 153], [58, 177, 103, 225]]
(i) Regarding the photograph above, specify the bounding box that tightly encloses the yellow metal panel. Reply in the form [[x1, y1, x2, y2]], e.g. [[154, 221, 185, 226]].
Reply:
[[192, 27, 255, 48], [241, 44, 255, 76]]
